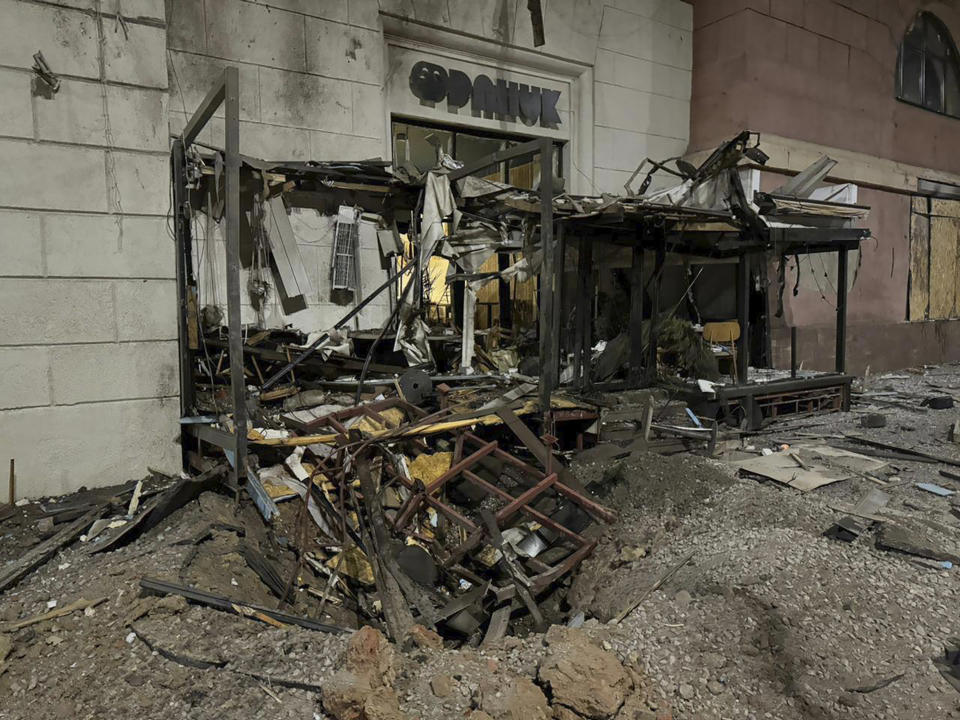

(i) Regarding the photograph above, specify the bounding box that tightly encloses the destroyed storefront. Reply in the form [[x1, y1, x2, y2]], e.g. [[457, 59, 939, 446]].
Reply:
[[167, 67, 869, 641]]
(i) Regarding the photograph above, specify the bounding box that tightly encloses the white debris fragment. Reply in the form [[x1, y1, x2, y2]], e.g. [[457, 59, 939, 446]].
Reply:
[[125, 632, 136, 644]]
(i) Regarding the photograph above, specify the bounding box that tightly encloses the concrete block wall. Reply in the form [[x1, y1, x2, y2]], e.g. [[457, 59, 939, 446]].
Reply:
[[592, 1, 693, 193], [166, 0, 385, 162], [0, 0, 179, 498]]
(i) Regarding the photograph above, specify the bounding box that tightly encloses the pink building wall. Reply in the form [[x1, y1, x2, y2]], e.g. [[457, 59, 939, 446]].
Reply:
[[690, 0, 960, 372]]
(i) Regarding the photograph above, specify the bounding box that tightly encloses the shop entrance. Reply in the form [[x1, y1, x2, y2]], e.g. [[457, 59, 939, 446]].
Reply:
[[391, 119, 564, 344]]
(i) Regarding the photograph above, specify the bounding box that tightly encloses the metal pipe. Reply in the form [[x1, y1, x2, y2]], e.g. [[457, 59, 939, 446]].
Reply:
[[260, 260, 416, 391]]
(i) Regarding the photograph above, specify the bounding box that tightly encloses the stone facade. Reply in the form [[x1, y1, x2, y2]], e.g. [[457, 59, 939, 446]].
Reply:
[[0, 0, 179, 498]]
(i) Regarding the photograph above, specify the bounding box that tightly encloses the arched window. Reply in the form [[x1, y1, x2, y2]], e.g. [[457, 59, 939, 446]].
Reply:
[[897, 12, 960, 118]]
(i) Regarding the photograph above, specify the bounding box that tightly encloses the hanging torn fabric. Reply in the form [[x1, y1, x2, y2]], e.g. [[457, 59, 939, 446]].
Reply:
[[418, 171, 455, 268]]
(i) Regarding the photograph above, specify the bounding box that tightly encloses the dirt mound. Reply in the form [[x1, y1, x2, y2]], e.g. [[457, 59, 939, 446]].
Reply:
[[573, 451, 733, 519]]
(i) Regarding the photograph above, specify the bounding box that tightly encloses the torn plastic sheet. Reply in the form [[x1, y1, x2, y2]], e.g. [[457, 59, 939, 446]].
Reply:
[[457, 174, 513, 199], [396, 311, 434, 367], [418, 170, 455, 269], [392, 170, 452, 367], [299, 330, 352, 360], [500, 250, 542, 284]]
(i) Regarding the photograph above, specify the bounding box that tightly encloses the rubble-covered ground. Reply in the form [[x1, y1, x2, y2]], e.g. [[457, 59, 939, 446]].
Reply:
[[4, 366, 960, 719]]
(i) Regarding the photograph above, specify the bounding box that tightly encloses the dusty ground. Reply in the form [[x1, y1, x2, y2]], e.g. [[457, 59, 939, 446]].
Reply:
[[2, 365, 960, 719]]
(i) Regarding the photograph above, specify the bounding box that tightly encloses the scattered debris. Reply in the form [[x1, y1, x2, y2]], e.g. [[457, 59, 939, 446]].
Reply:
[[916, 482, 955, 497]]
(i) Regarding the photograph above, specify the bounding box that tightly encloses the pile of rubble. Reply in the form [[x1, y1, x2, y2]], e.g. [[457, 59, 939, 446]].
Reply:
[[318, 623, 661, 720], [206, 374, 616, 643]]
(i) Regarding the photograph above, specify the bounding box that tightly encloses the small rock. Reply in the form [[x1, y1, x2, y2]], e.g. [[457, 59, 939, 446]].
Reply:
[[346, 626, 396, 687], [431, 674, 455, 698], [674, 590, 691, 609], [36, 517, 55, 538], [837, 693, 860, 707], [406, 624, 443, 652], [619, 546, 647, 564], [702, 652, 726, 670], [477, 674, 550, 720], [706, 680, 724, 695], [678, 683, 695, 700], [860, 413, 887, 428]]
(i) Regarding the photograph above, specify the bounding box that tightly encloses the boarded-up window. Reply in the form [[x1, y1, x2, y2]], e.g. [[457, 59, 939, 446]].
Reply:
[[909, 197, 960, 320]]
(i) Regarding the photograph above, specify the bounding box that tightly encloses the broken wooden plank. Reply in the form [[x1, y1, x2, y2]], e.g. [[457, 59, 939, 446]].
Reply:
[[0, 506, 105, 594], [481, 604, 512, 648], [355, 454, 415, 641], [1, 596, 107, 631], [139, 578, 347, 633], [876, 523, 960, 564], [242, 544, 295, 602], [92, 465, 226, 554]]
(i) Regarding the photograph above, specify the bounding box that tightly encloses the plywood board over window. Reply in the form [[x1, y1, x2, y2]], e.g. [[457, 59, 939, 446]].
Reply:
[[909, 197, 960, 320], [909, 198, 930, 321]]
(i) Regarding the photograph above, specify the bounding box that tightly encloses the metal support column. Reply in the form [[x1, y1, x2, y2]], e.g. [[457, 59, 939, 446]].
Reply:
[[550, 221, 565, 374], [835, 248, 848, 374], [537, 139, 555, 410], [573, 237, 593, 391], [171, 139, 195, 419], [223, 67, 247, 488], [629, 226, 645, 385], [736, 253, 750, 384], [645, 230, 665, 383], [790, 326, 798, 378]]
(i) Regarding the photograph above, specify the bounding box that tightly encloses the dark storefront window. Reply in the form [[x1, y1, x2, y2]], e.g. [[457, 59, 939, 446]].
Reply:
[[896, 12, 960, 118], [390, 119, 563, 189]]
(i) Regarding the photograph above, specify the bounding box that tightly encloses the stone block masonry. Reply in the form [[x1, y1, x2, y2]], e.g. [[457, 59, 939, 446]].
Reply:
[[0, 0, 178, 498]]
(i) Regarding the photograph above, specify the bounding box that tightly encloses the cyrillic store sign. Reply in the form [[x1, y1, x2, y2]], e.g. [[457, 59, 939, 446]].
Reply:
[[409, 60, 562, 128]]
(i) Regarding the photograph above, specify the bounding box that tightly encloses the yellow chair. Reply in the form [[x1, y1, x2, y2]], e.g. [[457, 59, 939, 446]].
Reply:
[[703, 321, 741, 382]]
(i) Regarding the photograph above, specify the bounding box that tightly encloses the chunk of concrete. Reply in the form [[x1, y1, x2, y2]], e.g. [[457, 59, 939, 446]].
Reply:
[[538, 626, 634, 718]]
